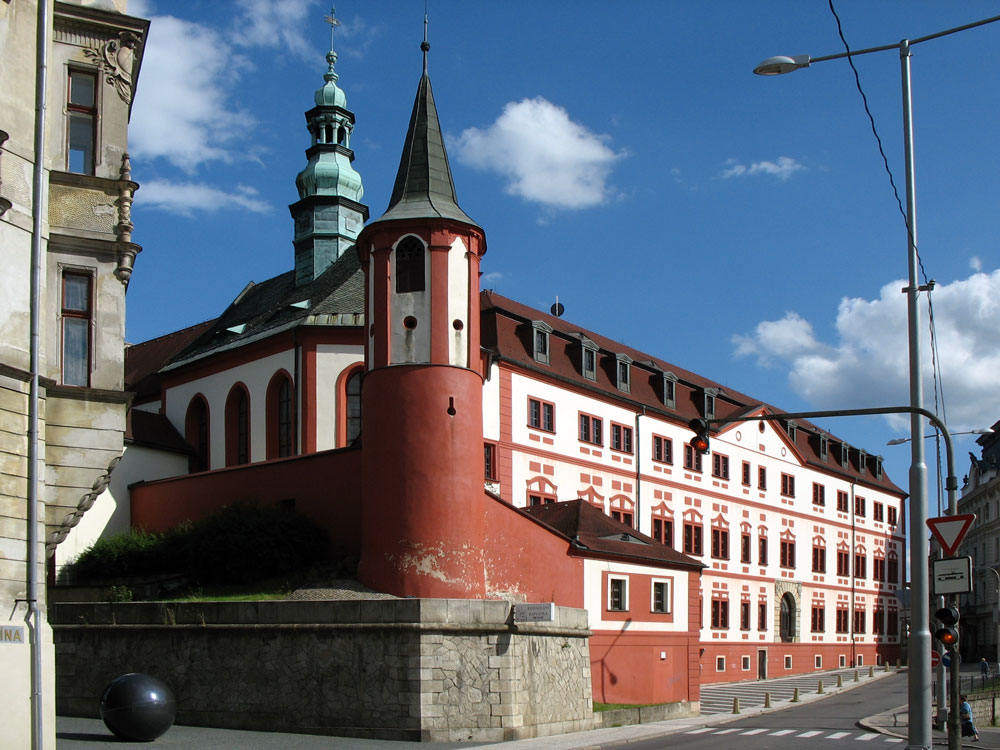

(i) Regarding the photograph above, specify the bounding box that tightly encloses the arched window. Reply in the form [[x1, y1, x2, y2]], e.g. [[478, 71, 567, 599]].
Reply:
[[779, 592, 796, 643], [395, 236, 425, 293], [266, 371, 295, 459], [346, 369, 362, 444], [225, 384, 251, 466], [184, 395, 210, 473]]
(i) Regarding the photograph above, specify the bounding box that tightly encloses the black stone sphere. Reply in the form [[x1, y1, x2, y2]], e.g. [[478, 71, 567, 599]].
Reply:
[[100, 673, 176, 742]]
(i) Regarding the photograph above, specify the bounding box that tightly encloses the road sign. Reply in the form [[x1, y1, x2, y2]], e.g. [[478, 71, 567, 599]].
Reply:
[[931, 650, 941, 669], [942, 652, 952, 669], [927, 514, 976, 556], [933, 556, 973, 595]]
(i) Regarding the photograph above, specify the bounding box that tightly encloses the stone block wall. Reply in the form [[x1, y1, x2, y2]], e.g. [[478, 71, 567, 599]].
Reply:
[[52, 598, 593, 741]]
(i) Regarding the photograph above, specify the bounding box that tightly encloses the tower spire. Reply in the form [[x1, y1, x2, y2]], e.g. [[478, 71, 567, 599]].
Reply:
[[422, 6, 429, 75]]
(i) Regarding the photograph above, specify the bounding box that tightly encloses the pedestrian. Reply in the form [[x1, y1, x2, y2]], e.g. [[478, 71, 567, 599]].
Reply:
[[981, 657, 989, 679], [960, 694, 980, 742]]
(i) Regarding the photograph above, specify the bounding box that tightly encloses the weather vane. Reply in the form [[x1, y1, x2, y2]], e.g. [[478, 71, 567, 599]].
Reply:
[[324, 6, 340, 51]]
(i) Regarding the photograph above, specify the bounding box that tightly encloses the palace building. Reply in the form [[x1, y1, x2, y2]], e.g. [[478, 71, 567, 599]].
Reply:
[[54, 15, 906, 708]]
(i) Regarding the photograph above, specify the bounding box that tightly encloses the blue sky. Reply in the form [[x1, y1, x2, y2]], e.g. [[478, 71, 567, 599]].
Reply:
[[124, 0, 1000, 506]]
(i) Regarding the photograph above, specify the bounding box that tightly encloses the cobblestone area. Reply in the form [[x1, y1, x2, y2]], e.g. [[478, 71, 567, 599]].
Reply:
[[285, 578, 399, 601]]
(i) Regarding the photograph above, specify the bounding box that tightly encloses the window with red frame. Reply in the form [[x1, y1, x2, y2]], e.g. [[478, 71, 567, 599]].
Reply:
[[740, 601, 751, 630], [758, 466, 767, 490], [610, 504, 634, 527], [887, 556, 899, 585], [579, 413, 602, 444], [854, 608, 866, 633], [683, 444, 703, 472], [652, 435, 673, 464], [225, 385, 250, 466], [873, 608, 885, 635], [811, 606, 825, 632], [758, 601, 768, 630], [683, 521, 703, 555], [887, 610, 899, 637], [711, 527, 729, 559], [742, 461, 751, 486], [527, 492, 556, 506], [837, 549, 850, 576], [652, 516, 673, 547], [835, 608, 849, 633], [711, 598, 729, 628], [484, 443, 497, 480], [854, 495, 866, 517], [873, 556, 886, 582], [528, 398, 554, 432], [780, 539, 795, 568], [812, 482, 825, 506], [873, 502, 884, 522], [836, 490, 849, 512], [611, 422, 633, 453], [67, 69, 97, 174], [741, 532, 752, 563], [61, 271, 92, 386], [759, 534, 768, 565], [712, 453, 730, 480], [854, 552, 867, 579], [780, 473, 796, 497], [888, 506, 898, 526], [811, 545, 826, 573]]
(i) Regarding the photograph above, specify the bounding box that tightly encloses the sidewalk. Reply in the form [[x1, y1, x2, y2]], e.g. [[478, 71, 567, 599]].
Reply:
[[861, 706, 1000, 749], [57, 666, 899, 749]]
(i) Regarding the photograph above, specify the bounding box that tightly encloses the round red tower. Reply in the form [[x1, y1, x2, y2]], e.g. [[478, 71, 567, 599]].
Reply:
[[356, 44, 488, 598]]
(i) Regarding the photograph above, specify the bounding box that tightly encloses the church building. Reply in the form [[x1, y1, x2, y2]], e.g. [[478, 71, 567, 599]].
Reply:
[[56, 15, 907, 708]]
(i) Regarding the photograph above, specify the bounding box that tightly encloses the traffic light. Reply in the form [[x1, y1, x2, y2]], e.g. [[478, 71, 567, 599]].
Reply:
[[934, 606, 960, 651], [689, 418, 710, 455]]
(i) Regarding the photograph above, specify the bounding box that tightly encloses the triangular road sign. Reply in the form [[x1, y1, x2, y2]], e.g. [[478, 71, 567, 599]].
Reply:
[[926, 514, 976, 557]]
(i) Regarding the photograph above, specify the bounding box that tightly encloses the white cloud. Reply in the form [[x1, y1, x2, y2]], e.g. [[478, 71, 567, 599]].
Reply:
[[136, 180, 271, 216], [720, 156, 804, 181], [130, 16, 249, 171], [454, 97, 624, 210], [481, 271, 504, 285], [970, 256, 983, 272], [230, 0, 317, 60], [733, 269, 1000, 430]]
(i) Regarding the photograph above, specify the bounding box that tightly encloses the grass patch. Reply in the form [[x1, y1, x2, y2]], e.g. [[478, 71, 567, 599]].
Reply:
[[593, 701, 661, 712]]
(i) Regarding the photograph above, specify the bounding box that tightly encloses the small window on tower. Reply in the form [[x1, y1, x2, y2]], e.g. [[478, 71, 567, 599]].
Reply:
[[395, 236, 425, 293], [531, 321, 552, 365]]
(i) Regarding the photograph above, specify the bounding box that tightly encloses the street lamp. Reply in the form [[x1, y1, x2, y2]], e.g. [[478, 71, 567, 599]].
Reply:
[[972, 566, 1000, 673], [887, 429, 993, 446], [754, 14, 1000, 750]]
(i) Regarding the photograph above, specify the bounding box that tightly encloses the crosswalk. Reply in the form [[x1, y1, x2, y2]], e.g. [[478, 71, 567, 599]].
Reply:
[[684, 727, 903, 742]]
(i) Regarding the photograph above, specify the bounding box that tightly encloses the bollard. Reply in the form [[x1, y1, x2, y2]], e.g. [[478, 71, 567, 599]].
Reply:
[[885, 662, 890, 672], [791, 687, 800, 702], [854, 670, 860, 682], [837, 673, 843, 688], [869, 666, 874, 678], [896, 658, 901, 668], [732, 696, 740, 714], [764, 692, 771, 708], [817, 679, 824, 694]]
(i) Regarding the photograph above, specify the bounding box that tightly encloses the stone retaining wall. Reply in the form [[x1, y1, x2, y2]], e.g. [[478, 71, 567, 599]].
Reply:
[[52, 599, 594, 742]]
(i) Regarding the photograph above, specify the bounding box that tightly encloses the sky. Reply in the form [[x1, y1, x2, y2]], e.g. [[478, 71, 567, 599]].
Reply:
[[122, 0, 1000, 517]]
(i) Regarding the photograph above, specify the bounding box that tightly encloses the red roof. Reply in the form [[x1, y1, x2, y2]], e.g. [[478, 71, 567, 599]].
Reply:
[[125, 320, 216, 401]]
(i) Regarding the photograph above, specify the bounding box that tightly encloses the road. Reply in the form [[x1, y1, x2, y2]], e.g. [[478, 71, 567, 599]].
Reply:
[[603, 671, 908, 749]]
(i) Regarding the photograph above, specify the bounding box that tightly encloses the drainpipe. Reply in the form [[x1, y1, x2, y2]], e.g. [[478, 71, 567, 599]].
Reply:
[[850, 480, 856, 668], [635, 407, 643, 531], [27, 0, 50, 747]]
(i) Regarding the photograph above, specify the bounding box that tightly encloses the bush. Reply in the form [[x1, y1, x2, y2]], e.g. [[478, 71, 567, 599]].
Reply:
[[72, 505, 329, 587]]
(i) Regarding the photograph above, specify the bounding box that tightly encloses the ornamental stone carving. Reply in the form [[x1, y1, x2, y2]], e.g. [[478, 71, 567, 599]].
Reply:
[[84, 31, 140, 104]]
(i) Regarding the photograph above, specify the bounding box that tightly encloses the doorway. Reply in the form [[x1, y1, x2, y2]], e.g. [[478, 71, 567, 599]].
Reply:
[[758, 649, 767, 680]]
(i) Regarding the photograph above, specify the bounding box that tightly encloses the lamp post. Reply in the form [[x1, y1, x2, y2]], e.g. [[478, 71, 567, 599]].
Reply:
[[754, 15, 1000, 750], [886, 429, 993, 446]]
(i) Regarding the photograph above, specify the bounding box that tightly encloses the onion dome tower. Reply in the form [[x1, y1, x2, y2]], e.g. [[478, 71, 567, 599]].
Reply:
[[289, 9, 368, 286], [356, 31, 488, 598]]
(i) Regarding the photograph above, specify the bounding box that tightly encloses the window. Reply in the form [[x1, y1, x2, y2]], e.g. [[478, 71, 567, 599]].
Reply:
[[484, 442, 497, 480], [716, 656, 726, 672], [758, 466, 767, 490], [582, 341, 598, 381], [854, 609, 866, 634], [703, 388, 717, 419], [812, 483, 825, 506], [61, 271, 92, 386], [611, 423, 633, 453], [532, 322, 552, 365], [854, 552, 867, 579], [683, 521, 703, 555], [812, 545, 826, 573], [527, 493, 555, 506], [836, 490, 849, 512], [820, 435, 829, 461], [711, 598, 729, 628], [740, 601, 751, 630], [780, 473, 796, 497], [652, 435, 673, 464], [651, 516, 673, 547], [815, 655, 823, 669], [742, 656, 751, 671], [875, 457, 883, 480], [344, 368, 362, 444], [759, 535, 768, 565], [529, 398, 554, 432], [683, 444, 703, 472], [185, 395, 210, 473], [662, 373, 677, 408], [610, 497, 634, 527], [873, 608, 885, 635], [855, 495, 866, 517], [711, 528, 729, 559], [858, 450, 868, 474], [887, 610, 899, 637], [395, 236, 425, 293], [67, 69, 97, 174], [780, 539, 795, 568], [873, 556, 886, 582], [784, 420, 797, 441], [887, 556, 899, 585], [742, 461, 751, 486], [741, 532, 751, 563], [616, 355, 631, 393], [811, 606, 825, 632], [836, 608, 849, 634], [837, 549, 850, 577], [608, 577, 628, 612], [873, 502, 884, 522], [758, 601, 768, 630], [266, 372, 295, 459], [225, 384, 251, 466], [712, 453, 730, 480], [651, 580, 671, 614], [578, 413, 602, 444]]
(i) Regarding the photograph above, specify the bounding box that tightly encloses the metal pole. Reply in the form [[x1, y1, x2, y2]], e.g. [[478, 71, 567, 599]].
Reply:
[[899, 39, 932, 750]]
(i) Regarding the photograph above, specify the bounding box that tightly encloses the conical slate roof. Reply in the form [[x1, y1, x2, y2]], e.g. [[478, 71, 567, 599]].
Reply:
[[371, 61, 480, 229]]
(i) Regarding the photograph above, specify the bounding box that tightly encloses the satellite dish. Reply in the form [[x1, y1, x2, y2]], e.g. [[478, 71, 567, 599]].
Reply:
[[550, 301, 565, 317]]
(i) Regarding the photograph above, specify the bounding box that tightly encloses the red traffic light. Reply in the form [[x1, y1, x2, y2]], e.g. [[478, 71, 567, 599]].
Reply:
[[935, 626, 959, 650], [688, 418, 710, 455]]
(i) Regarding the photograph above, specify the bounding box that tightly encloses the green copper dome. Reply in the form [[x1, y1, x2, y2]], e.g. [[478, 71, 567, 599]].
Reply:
[[315, 50, 347, 108], [295, 150, 363, 202]]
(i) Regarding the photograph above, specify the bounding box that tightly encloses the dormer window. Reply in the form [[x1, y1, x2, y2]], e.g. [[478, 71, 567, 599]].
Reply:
[[784, 420, 797, 442], [858, 450, 867, 475], [819, 435, 829, 461], [704, 387, 719, 419], [395, 236, 425, 293], [841, 444, 850, 468], [875, 456, 883, 480], [615, 354, 632, 394], [662, 372, 677, 409], [531, 321, 552, 365], [579, 336, 598, 381]]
